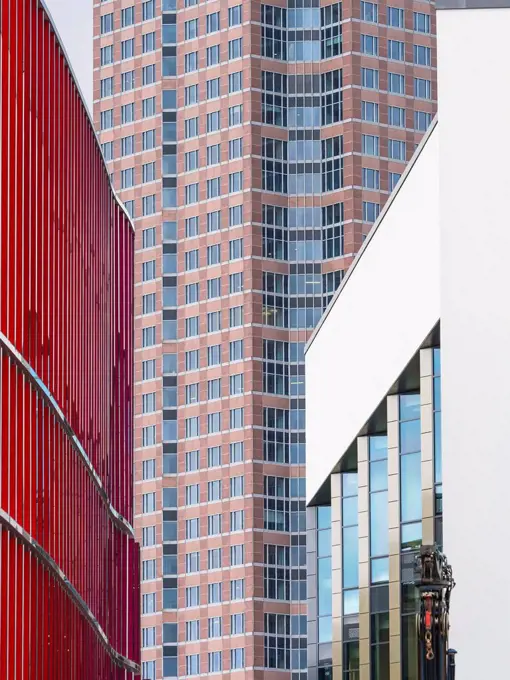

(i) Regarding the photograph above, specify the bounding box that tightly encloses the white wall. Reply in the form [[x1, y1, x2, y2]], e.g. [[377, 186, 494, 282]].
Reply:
[[306, 128, 440, 504], [438, 7, 510, 675]]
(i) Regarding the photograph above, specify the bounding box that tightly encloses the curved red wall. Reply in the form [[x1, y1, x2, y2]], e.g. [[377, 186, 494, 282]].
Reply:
[[0, 1, 140, 678]]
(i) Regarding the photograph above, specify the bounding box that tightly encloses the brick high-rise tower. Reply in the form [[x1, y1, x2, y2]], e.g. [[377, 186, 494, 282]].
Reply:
[[93, 0, 435, 679]]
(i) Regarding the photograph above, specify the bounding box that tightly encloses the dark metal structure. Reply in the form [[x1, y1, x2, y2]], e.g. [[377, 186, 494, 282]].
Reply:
[[414, 545, 456, 680]]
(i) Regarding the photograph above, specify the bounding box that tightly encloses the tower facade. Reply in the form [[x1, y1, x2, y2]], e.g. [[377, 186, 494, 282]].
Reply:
[[0, 1, 140, 678], [93, 0, 435, 678]]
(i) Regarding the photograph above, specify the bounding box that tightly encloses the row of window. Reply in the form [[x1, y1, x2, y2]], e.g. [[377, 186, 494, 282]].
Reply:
[[185, 37, 243, 74], [100, 31, 157, 68], [182, 206, 243, 239], [185, 108, 244, 138], [360, 2, 431, 33], [184, 238, 243, 271], [184, 274, 244, 306], [361, 69, 432, 99], [184, 544, 244, 575], [184, 406, 245, 438], [184, 306, 244, 336], [361, 36, 432, 66], [183, 340, 244, 372], [362, 101, 432, 131], [185, 442, 244, 471], [184, 5, 242, 39], [100, 1, 155, 35], [185, 649, 245, 675], [184, 71, 243, 108], [100, 63, 157, 99], [184, 510, 245, 539]]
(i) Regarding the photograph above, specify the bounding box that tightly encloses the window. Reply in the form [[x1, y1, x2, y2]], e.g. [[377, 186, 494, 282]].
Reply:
[[361, 1, 378, 23], [142, 195, 156, 216], [143, 162, 156, 183], [230, 340, 243, 361], [362, 168, 380, 190], [185, 117, 199, 138], [185, 183, 199, 205], [362, 134, 379, 156], [142, 391, 156, 413], [142, 592, 156, 614], [100, 12, 113, 34], [101, 141, 113, 161], [185, 52, 198, 73], [207, 111, 221, 133], [231, 578, 244, 600], [142, 559, 157, 581], [100, 77, 113, 98], [231, 614, 245, 634], [186, 484, 200, 506], [142, 129, 156, 150], [121, 135, 135, 156], [389, 171, 401, 191], [186, 216, 199, 237], [229, 138, 243, 160], [142, 292, 156, 315], [414, 44, 431, 66], [143, 0, 155, 21], [208, 514, 222, 536], [388, 39, 405, 61], [388, 72, 405, 94], [186, 552, 200, 574], [186, 518, 200, 540], [142, 359, 156, 380], [143, 32, 156, 53], [124, 200, 134, 218], [231, 648, 245, 670], [142, 526, 156, 547], [121, 168, 134, 189], [143, 492, 156, 513], [142, 459, 156, 479], [121, 38, 134, 60], [186, 655, 200, 675], [207, 144, 221, 166], [185, 249, 199, 271], [414, 77, 431, 100], [208, 312, 221, 333], [208, 345, 221, 366], [100, 45, 113, 66], [361, 67, 379, 89], [208, 446, 221, 467], [100, 109, 113, 131], [414, 12, 430, 33], [229, 5, 242, 26], [229, 172, 243, 193], [143, 64, 156, 86], [388, 139, 406, 161], [230, 407, 244, 429], [208, 480, 222, 501], [208, 582, 222, 603], [361, 34, 379, 57], [186, 417, 200, 438], [208, 412, 221, 433], [230, 510, 244, 531], [229, 38, 243, 59], [185, 84, 199, 106], [229, 205, 243, 227], [229, 373, 244, 394], [186, 620, 200, 641], [207, 211, 221, 232], [121, 70, 135, 92], [229, 71, 243, 93], [121, 6, 134, 27], [229, 306, 243, 328], [185, 282, 199, 304], [185, 18, 198, 40], [185, 384, 199, 406], [207, 12, 220, 33], [414, 110, 432, 132], [207, 177, 221, 199], [362, 200, 380, 223], [388, 105, 405, 128], [231, 544, 244, 566], [209, 652, 222, 673], [362, 101, 379, 123], [387, 6, 404, 27], [186, 450, 200, 472], [207, 244, 221, 266], [230, 442, 244, 463], [142, 326, 156, 347], [142, 661, 156, 680], [230, 475, 244, 497], [208, 615, 222, 637], [207, 45, 220, 66], [207, 78, 220, 100], [186, 316, 199, 338]]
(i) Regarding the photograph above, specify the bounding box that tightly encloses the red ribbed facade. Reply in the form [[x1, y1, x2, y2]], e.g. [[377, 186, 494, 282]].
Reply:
[[0, 1, 140, 678]]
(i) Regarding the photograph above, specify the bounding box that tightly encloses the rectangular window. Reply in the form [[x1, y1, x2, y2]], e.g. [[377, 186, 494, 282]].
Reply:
[[185, 249, 199, 271], [362, 200, 380, 223], [414, 12, 431, 33], [207, 345, 221, 366], [186, 620, 200, 641], [186, 655, 200, 675], [185, 84, 199, 106], [142, 162, 156, 183], [207, 211, 221, 232], [207, 277, 221, 298], [229, 172, 243, 193], [229, 205, 243, 227], [185, 117, 199, 139], [207, 177, 221, 199], [185, 52, 198, 73], [121, 38, 134, 60], [207, 111, 221, 132], [208, 446, 221, 467], [388, 39, 405, 61], [142, 425, 156, 447], [414, 77, 431, 100], [206, 12, 220, 33], [362, 101, 379, 123], [142, 194, 156, 216], [361, 34, 378, 56], [208, 615, 222, 637], [142, 359, 156, 380], [101, 141, 113, 161], [388, 139, 406, 161], [185, 18, 198, 40], [230, 407, 244, 429], [229, 38, 243, 59], [414, 44, 431, 66], [142, 391, 156, 413], [186, 519, 200, 540], [387, 6, 404, 27], [388, 72, 405, 94], [100, 12, 113, 34], [361, 1, 378, 23], [186, 216, 199, 237], [121, 70, 135, 92], [230, 578, 244, 600], [142, 592, 156, 614], [208, 480, 222, 501], [207, 78, 220, 100], [208, 514, 222, 537], [185, 384, 199, 406], [143, 0, 155, 21], [185, 282, 199, 305], [207, 244, 221, 266], [100, 77, 114, 98], [229, 306, 243, 328], [100, 109, 113, 131], [142, 326, 156, 347], [229, 5, 242, 26], [142, 559, 157, 581], [142, 492, 156, 513], [230, 442, 244, 463], [185, 417, 200, 438], [231, 649, 245, 670], [143, 32, 156, 53], [100, 45, 113, 66], [362, 168, 380, 190], [186, 484, 200, 506], [185, 316, 199, 338], [229, 138, 243, 160], [121, 6, 135, 27], [230, 510, 244, 531], [229, 373, 244, 394], [229, 105, 243, 126], [229, 71, 243, 93], [361, 67, 379, 89], [229, 340, 243, 361], [414, 110, 432, 132], [231, 613, 245, 634], [388, 105, 405, 128], [362, 134, 380, 156], [186, 450, 200, 472], [207, 45, 220, 66], [208, 412, 221, 433], [142, 526, 156, 547], [121, 135, 135, 156], [185, 183, 199, 205], [121, 167, 134, 189], [230, 475, 244, 497], [207, 144, 221, 166], [209, 652, 222, 673]]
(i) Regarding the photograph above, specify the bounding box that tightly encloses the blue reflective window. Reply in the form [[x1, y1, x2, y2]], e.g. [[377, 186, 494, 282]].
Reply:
[[399, 393, 420, 420], [370, 459, 387, 492], [400, 419, 421, 454], [317, 557, 332, 615], [343, 472, 358, 497], [317, 505, 331, 529], [400, 452, 421, 522], [401, 521, 422, 550], [343, 589, 359, 615], [318, 529, 331, 557], [318, 615, 332, 643], [433, 377, 441, 411], [370, 491, 388, 556], [371, 557, 389, 583], [342, 496, 358, 526], [369, 436, 387, 461], [434, 412, 442, 484], [343, 525, 358, 588]]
